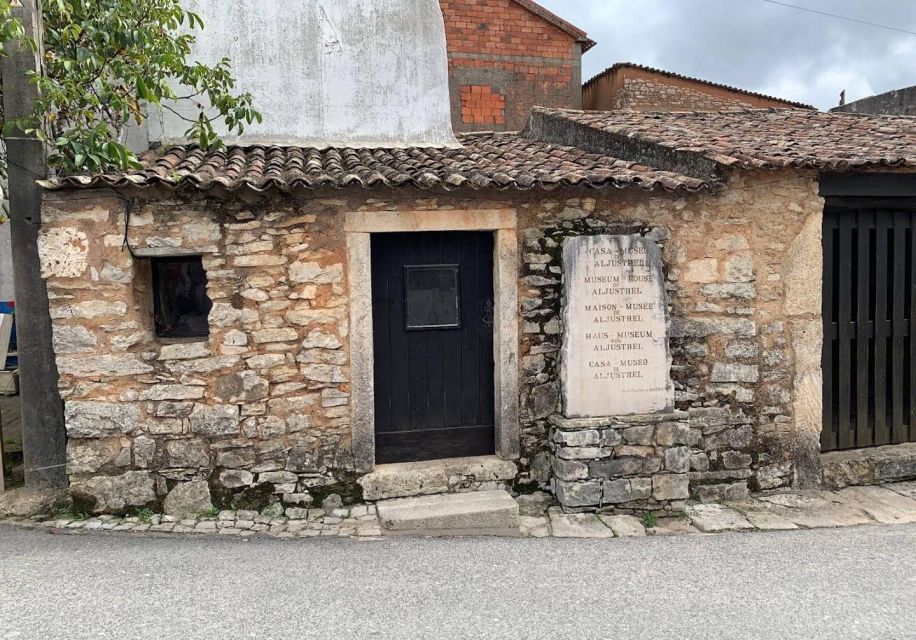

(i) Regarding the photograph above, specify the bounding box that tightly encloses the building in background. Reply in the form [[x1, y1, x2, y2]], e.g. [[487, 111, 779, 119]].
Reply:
[[440, 0, 594, 132], [583, 63, 813, 112], [831, 85, 916, 116]]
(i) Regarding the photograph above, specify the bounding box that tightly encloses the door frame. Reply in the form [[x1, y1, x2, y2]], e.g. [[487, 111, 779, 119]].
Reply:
[[345, 209, 520, 472]]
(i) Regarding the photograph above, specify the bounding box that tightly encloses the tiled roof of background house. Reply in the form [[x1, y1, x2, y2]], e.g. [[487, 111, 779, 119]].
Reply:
[[527, 107, 916, 175], [583, 63, 815, 110], [41, 132, 707, 194]]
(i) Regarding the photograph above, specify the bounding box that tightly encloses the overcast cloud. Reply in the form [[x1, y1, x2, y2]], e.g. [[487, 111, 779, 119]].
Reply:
[[536, 0, 916, 110]]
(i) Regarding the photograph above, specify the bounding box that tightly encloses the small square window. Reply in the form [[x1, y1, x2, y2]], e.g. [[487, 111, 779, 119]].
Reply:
[[404, 264, 461, 330], [151, 256, 212, 339]]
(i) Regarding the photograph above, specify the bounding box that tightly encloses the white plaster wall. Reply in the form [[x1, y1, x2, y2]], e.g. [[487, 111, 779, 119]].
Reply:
[[0, 222, 13, 300], [147, 0, 458, 148]]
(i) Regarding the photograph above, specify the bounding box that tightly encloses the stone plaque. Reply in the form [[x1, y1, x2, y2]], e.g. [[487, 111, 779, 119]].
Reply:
[[561, 234, 673, 417]]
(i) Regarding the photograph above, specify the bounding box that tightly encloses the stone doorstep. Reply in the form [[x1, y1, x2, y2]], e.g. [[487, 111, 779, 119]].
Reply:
[[376, 490, 520, 537], [821, 442, 916, 490], [357, 455, 518, 501]]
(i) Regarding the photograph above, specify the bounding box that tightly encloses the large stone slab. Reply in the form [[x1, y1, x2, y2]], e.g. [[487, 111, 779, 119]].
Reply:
[[548, 508, 614, 538], [376, 490, 519, 536], [755, 491, 873, 529], [833, 485, 916, 524], [598, 514, 646, 537], [358, 456, 517, 501], [561, 234, 673, 418], [686, 504, 753, 533]]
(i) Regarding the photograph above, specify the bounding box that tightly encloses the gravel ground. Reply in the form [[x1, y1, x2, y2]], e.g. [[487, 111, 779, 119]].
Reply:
[[1, 522, 914, 639]]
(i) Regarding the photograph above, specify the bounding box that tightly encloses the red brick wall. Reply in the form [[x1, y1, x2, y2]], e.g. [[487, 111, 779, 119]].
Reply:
[[440, 0, 582, 132]]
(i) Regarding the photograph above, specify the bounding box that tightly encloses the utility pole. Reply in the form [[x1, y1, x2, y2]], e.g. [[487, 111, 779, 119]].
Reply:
[[2, 0, 67, 488]]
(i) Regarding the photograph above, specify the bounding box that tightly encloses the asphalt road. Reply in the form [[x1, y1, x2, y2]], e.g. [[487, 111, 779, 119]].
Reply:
[[0, 523, 914, 640]]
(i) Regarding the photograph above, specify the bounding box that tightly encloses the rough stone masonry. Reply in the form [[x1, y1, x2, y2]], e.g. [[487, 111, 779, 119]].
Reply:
[[35, 165, 824, 515]]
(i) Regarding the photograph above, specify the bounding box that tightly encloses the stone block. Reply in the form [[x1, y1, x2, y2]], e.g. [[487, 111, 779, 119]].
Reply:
[[687, 504, 753, 532], [552, 429, 600, 447], [548, 508, 613, 538], [219, 469, 255, 489], [598, 514, 646, 537], [652, 474, 689, 501], [602, 479, 633, 504], [555, 446, 614, 461], [656, 422, 690, 446], [599, 429, 624, 447], [683, 258, 719, 283], [377, 491, 519, 535], [70, 471, 156, 513], [553, 479, 603, 508], [163, 481, 213, 517], [165, 439, 210, 469], [590, 457, 645, 479], [552, 457, 589, 481], [664, 447, 691, 473], [710, 363, 759, 383], [621, 425, 655, 446], [66, 402, 141, 438], [190, 405, 240, 436]]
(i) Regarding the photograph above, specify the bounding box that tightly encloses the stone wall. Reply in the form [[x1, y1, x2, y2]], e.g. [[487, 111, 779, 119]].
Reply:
[[40, 169, 825, 512], [615, 77, 759, 111], [831, 86, 916, 117], [549, 413, 690, 513]]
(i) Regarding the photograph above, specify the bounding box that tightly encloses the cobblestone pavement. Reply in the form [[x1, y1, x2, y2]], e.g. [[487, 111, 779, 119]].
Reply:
[[2, 481, 915, 540]]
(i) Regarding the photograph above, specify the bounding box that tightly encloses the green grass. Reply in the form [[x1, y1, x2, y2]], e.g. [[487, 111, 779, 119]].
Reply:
[[641, 512, 658, 529], [136, 508, 154, 524]]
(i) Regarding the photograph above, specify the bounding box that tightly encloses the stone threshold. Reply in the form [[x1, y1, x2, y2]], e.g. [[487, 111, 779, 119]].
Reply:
[[357, 455, 518, 501], [821, 442, 916, 490], [3, 481, 915, 540]]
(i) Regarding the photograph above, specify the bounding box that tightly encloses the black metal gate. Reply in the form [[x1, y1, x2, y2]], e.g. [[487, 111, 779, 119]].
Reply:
[[822, 206, 916, 451]]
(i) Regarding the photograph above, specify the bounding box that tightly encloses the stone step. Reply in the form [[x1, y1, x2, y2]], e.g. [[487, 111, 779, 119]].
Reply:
[[376, 490, 520, 536], [357, 455, 517, 501]]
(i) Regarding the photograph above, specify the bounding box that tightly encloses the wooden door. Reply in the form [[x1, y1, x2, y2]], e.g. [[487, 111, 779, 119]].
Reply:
[[371, 231, 495, 464], [823, 205, 916, 451]]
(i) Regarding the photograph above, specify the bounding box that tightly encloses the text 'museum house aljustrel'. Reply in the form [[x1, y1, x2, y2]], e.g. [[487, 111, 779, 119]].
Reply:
[[35, 0, 916, 514]]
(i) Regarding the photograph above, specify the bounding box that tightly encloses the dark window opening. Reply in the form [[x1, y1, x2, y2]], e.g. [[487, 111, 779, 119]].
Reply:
[[152, 256, 212, 339], [404, 264, 461, 330]]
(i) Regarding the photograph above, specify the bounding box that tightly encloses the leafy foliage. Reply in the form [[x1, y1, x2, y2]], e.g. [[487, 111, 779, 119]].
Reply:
[[1, 0, 260, 182]]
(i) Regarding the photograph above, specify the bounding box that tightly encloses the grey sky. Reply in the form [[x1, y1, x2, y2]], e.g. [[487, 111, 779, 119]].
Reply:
[[536, 0, 916, 110]]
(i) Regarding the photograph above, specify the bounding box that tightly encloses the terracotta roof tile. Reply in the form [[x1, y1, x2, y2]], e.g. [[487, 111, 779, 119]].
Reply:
[[41, 132, 709, 194], [532, 107, 916, 173]]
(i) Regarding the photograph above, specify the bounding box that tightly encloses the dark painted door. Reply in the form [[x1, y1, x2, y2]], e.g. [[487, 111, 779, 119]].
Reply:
[[371, 231, 495, 464]]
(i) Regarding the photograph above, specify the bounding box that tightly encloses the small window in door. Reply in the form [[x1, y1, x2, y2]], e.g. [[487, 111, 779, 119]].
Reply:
[[404, 264, 460, 330], [151, 256, 212, 339]]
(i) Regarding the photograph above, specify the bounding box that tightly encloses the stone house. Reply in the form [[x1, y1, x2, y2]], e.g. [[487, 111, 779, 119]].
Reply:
[[440, 0, 594, 132], [37, 106, 916, 514], [583, 63, 813, 112]]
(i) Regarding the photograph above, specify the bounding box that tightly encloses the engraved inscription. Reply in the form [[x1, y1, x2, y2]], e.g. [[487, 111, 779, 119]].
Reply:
[[561, 235, 673, 417]]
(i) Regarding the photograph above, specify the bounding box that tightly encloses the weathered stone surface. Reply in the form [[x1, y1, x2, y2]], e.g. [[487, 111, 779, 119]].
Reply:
[[554, 479, 603, 507], [683, 258, 719, 283], [57, 354, 154, 377], [514, 491, 554, 517], [252, 328, 299, 344], [52, 324, 98, 354], [710, 363, 759, 383], [652, 474, 689, 501], [302, 330, 342, 350], [163, 481, 213, 517], [687, 504, 753, 532], [288, 262, 343, 284], [377, 491, 519, 535], [219, 469, 255, 489], [67, 439, 125, 475], [547, 508, 613, 538], [139, 385, 205, 401], [70, 471, 156, 513], [821, 443, 916, 489], [66, 402, 141, 438], [833, 485, 916, 524], [561, 235, 672, 417], [756, 492, 873, 528], [598, 514, 646, 537], [158, 342, 211, 361], [358, 456, 517, 501], [38, 227, 88, 278], [190, 405, 240, 436], [165, 439, 210, 468]]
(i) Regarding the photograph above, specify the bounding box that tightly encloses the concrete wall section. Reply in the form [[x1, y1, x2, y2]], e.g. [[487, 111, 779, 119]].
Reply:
[[149, 0, 457, 148], [831, 86, 916, 117]]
